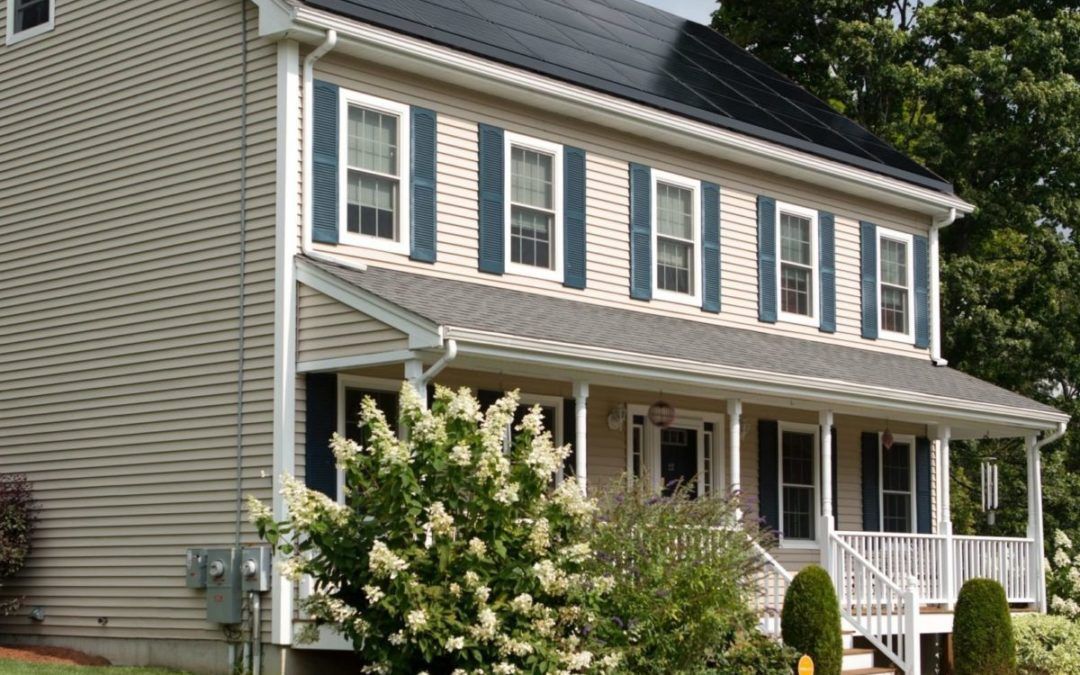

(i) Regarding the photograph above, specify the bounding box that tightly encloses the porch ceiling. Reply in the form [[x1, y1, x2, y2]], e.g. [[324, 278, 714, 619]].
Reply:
[[298, 256, 1068, 435]]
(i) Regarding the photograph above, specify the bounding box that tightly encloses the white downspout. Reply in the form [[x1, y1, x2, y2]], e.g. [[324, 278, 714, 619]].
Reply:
[[930, 208, 957, 366], [406, 339, 458, 407], [300, 29, 368, 272]]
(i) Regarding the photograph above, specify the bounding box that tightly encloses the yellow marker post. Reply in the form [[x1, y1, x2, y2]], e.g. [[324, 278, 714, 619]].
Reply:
[[797, 654, 814, 675]]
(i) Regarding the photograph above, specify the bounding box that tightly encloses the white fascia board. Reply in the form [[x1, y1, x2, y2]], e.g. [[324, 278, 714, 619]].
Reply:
[[294, 258, 443, 350], [297, 349, 420, 373], [443, 326, 1068, 432], [280, 4, 974, 219]]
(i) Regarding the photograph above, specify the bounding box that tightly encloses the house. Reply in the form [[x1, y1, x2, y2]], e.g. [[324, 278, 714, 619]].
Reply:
[[0, 0, 1068, 673]]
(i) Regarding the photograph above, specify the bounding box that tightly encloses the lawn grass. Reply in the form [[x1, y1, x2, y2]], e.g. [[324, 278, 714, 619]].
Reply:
[[0, 660, 189, 675]]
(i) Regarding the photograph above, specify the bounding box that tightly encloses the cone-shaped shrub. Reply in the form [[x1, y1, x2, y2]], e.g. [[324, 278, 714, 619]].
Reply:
[[781, 565, 842, 675], [954, 578, 1016, 675]]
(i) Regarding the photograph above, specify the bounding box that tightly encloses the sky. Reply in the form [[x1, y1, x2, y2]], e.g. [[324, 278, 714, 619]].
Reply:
[[638, 0, 715, 24]]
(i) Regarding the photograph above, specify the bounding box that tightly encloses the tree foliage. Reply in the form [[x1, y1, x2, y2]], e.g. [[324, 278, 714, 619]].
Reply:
[[714, 0, 1079, 543]]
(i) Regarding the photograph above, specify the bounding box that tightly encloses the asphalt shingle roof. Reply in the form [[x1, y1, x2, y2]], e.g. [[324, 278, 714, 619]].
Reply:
[[303, 0, 952, 193], [305, 257, 1060, 417]]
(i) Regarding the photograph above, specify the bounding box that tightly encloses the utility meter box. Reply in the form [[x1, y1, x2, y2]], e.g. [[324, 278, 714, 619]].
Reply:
[[185, 548, 207, 589], [240, 546, 272, 593], [205, 548, 241, 624]]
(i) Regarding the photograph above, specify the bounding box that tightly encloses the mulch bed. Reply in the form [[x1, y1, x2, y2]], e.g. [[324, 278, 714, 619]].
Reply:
[[0, 645, 111, 666]]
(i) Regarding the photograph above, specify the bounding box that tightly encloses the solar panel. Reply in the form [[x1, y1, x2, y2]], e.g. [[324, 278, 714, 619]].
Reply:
[[304, 0, 952, 193]]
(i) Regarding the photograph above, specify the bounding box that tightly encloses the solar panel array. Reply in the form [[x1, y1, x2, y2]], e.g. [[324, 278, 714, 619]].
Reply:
[[306, 0, 951, 192]]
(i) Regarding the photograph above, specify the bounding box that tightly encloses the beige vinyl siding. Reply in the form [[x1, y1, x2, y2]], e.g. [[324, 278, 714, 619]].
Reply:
[[323, 365, 936, 576], [296, 283, 410, 364], [309, 55, 932, 358], [0, 0, 277, 644]]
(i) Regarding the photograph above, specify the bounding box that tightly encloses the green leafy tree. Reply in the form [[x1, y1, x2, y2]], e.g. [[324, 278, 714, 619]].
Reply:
[[714, 0, 1078, 544], [249, 385, 621, 674]]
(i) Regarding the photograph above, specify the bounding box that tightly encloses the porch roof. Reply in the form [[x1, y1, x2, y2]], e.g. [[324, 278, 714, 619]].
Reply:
[[301, 256, 1065, 423]]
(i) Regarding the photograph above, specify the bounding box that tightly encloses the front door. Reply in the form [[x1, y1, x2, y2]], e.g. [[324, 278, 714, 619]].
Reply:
[[660, 427, 698, 497]]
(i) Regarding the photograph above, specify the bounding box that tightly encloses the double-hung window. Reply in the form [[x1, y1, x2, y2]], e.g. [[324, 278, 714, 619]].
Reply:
[[652, 170, 701, 304], [877, 229, 914, 342], [779, 424, 818, 545], [6, 0, 53, 45], [339, 90, 411, 254], [880, 435, 915, 533], [776, 203, 819, 326], [505, 133, 562, 280]]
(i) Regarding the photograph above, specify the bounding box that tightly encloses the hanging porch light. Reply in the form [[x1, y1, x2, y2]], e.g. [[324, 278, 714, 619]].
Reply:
[[882, 428, 895, 450], [647, 400, 676, 428]]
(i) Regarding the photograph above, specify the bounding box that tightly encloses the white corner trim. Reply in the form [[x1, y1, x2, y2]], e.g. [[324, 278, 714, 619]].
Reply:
[[295, 257, 443, 349], [281, 4, 975, 218], [271, 38, 301, 647], [5, 0, 54, 46], [442, 326, 1070, 430]]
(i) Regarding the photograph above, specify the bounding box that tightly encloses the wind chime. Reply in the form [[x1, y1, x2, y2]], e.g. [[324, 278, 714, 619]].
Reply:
[[981, 457, 1000, 525]]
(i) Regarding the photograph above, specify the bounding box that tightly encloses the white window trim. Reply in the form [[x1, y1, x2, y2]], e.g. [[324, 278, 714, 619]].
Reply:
[[624, 404, 724, 496], [876, 227, 915, 344], [774, 201, 820, 328], [503, 131, 564, 282], [777, 421, 820, 549], [5, 0, 53, 46], [650, 169, 703, 306], [878, 432, 917, 533], [337, 89, 411, 255], [335, 374, 400, 502]]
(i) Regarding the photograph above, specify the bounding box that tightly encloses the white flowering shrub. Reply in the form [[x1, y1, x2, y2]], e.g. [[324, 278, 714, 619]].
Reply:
[[1046, 529, 1080, 619], [249, 384, 620, 674]]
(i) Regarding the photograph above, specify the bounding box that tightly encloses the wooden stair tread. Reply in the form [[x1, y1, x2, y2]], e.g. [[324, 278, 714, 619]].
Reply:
[[842, 669, 896, 675], [844, 647, 875, 655]]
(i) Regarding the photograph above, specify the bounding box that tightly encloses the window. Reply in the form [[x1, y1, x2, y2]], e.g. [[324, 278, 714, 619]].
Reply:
[[880, 436, 915, 533], [877, 229, 914, 341], [651, 170, 701, 304], [339, 90, 411, 253], [505, 132, 563, 280], [779, 425, 818, 544], [776, 203, 819, 325], [6, 0, 53, 44]]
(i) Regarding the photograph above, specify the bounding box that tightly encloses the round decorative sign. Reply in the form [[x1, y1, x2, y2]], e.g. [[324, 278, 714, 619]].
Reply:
[[647, 400, 676, 428], [797, 654, 814, 675]]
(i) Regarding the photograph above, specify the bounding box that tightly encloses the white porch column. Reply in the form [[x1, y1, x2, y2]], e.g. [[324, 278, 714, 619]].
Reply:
[[819, 410, 835, 576], [727, 400, 742, 516], [1027, 433, 1047, 612], [938, 425, 955, 607], [574, 382, 589, 495], [404, 359, 425, 406]]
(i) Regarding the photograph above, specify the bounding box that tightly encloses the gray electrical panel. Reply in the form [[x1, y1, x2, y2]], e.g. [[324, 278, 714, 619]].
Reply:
[[185, 549, 207, 589], [241, 546, 272, 593], [205, 548, 241, 624]]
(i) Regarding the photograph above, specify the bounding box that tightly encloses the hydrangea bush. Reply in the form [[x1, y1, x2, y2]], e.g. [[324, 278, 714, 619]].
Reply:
[[249, 384, 621, 674], [1046, 529, 1080, 619], [1014, 614, 1080, 675]]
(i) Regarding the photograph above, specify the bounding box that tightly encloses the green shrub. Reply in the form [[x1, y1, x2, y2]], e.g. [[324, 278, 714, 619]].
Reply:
[[586, 480, 795, 674], [250, 385, 620, 673], [781, 565, 842, 675], [1014, 614, 1080, 674], [0, 473, 37, 616], [954, 578, 1016, 675]]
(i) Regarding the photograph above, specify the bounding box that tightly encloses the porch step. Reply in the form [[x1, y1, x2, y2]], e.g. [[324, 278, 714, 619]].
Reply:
[[842, 647, 876, 671], [841, 669, 896, 675]]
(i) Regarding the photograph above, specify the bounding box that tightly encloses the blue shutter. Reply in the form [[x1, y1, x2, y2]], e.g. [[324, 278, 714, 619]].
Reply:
[[757, 196, 777, 322], [312, 80, 339, 245], [477, 124, 504, 275], [758, 419, 780, 534], [563, 146, 587, 289], [304, 373, 338, 496], [628, 163, 652, 300], [410, 106, 437, 263], [819, 211, 836, 333], [701, 181, 721, 313], [916, 437, 932, 533], [861, 221, 878, 339], [914, 234, 930, 349], [861, 432, 880, 531]]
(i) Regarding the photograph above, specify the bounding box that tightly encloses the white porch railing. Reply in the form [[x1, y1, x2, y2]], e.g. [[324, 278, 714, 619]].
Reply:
[[954, 535, 1035, 603], [836, 532, 949, 603], [835, 530, 1037, 605], [751, 541, 793, 639], [830, 534, 919, 674]]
